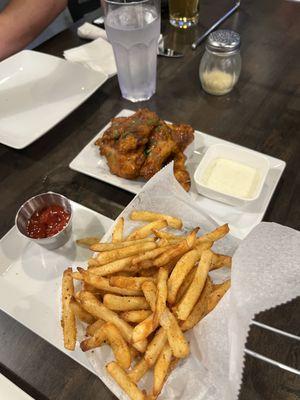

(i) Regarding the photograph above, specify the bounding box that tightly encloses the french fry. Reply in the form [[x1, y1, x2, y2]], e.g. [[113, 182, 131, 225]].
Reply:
[[73, 269, 142, 296], [91, 237, 155, 252], [86, 318, 105, 336], [167, 249, 201, 305], [141, 281, 157, 311], [207, 279, 231, 313], [89, 257, 135, 276], [111, 270, 137, 278], [157, 238, 171, 247], [70, 297, 95, 324], [175, 266, 197, 304], [153, 228, 198, 267], [129, 346, 139, 360], [197, 224, 229, 244], [102, 322, 131, 369], [194, 240, 213, 253], [163, 260, 177, 276], [88, 258, 100, 267], [130, 211, 183, 229], [132, 281, 158, 342], [76, 236, 101, 247], [145, 395, 156, 400], [106, 362, 145, 400], [127, 220, 168, 241], [159, 308, 189, 359], [120, 310, 152, 324], [175, 250, 212, 321], [211, 253, 232, 270], [80, 328, 107, 352], [78, 291, 147, 352], [138, 267, 158, 277], [122, 264, 143, 274], [160, 238, 185, 246], [132, 245, 174, 265], [82, 282, 102, 294], [132, 313, 155, 343], [152, 229, 183, 240], [180, 278, 213, 332], [153, 268, 168, 326], [144, 327, 168, 367], [153, 343, 173, 397], [136, 260, 155, 270], [61, 268, 76, 350], [167, 241, 212, 305], [97, 242, 157, 265], [103, 294, 151, 311], [128, 358, 149, 383], [109, 276, 156, 291], [112, 217, 124, 243]]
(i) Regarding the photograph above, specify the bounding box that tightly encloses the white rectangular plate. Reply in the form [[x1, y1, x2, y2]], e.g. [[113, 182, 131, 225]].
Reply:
[[70, 109, 286, 239], [0, 201, 113, 376], [0, 50, 108, 149], [0, 374, 34, 400]]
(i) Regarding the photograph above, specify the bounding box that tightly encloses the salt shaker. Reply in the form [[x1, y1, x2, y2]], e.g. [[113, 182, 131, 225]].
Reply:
[[199, 30, 241, 95]]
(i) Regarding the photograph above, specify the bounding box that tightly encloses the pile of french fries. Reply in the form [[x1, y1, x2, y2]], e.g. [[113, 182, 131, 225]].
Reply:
[[62, 211, 231, 400]]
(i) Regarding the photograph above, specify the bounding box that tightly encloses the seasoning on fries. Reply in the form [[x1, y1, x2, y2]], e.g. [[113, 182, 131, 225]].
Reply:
[[61, 268, 76, 350], [60, 211, 232, 398]]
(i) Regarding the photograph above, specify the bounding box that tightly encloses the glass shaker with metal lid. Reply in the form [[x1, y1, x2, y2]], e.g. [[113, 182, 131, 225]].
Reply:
[[199, 29, 241, 95]]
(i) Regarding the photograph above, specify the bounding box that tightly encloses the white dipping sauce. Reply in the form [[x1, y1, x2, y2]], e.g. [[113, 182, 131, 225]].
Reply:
[[202, 158, 260, 198]]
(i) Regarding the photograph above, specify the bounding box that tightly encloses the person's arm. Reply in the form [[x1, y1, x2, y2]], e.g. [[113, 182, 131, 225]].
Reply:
[[0, 0, 68, 60]]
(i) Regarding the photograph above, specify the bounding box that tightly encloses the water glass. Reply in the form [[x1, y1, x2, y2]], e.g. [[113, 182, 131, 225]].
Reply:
[[102, 0, 161, 102]]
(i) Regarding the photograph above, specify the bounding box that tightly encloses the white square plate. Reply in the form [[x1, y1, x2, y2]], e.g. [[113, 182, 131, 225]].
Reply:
[[70, 109, 286, 239], [0, 201, 113, 376], [0, 50, 108, 149]]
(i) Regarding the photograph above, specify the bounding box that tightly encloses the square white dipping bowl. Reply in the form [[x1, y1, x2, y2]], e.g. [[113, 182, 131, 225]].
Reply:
[[194, 143, 270, 207]]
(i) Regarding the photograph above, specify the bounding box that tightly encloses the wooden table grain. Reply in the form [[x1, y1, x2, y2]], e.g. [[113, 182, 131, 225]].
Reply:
[[0, 0, 299, 399]]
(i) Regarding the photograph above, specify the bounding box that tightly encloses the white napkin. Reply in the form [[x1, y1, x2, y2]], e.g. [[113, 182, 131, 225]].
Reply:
[[64, 23, 116, 77], [77, 22, 108, 41], [65, 23, 164, 76]]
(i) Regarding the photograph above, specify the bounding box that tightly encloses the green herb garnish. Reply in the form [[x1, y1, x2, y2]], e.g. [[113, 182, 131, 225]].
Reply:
[[146, 118, 158, 126], [113, 130, 120, 141]]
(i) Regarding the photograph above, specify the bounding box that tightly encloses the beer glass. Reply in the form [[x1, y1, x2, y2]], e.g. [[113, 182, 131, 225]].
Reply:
[[168, 0, 199, 28]]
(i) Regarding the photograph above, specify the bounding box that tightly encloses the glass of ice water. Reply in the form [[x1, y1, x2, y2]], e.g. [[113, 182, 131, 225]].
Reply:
[[102, 0, 161, 102]]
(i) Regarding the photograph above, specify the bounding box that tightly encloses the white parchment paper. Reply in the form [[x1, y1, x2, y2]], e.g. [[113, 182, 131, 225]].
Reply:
[[82, 164, 300, 400]]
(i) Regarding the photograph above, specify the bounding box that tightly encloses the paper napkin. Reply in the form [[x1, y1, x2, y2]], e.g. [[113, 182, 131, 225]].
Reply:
[[64, 24, 116, 77]]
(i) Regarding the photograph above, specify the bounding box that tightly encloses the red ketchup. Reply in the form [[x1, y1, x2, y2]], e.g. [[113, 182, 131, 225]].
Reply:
[[26, 204, 71, 239]]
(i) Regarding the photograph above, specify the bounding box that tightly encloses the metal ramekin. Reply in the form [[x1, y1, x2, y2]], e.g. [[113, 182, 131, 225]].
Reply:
[[15, 192, 73, 250]]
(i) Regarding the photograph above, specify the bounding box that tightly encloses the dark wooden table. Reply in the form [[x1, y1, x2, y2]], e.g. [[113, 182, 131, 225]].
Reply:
[[0, 0, 299, 399]]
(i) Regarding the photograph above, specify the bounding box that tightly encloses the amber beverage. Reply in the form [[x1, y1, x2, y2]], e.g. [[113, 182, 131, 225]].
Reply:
[[168, 0, 199, 28]]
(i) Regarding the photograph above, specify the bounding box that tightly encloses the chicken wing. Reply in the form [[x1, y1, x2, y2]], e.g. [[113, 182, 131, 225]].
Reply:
[[173, 152, 191, 192], [140, 121, 177, 180], [95, 109, 194, 190], [168, 123, 194, 151], [95, 109, 159, 179]]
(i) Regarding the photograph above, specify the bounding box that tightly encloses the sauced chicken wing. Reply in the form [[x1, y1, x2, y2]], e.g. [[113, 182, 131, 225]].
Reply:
[[96, 109, 160, 179], [168, 124, 194, 151], [173, 152, 191, 192], [95, 109, 194, 190], [140, 121, 177, 180]]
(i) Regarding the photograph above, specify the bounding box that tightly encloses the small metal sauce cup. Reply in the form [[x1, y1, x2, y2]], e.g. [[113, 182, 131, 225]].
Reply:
[[15, 192, 73, 250]]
